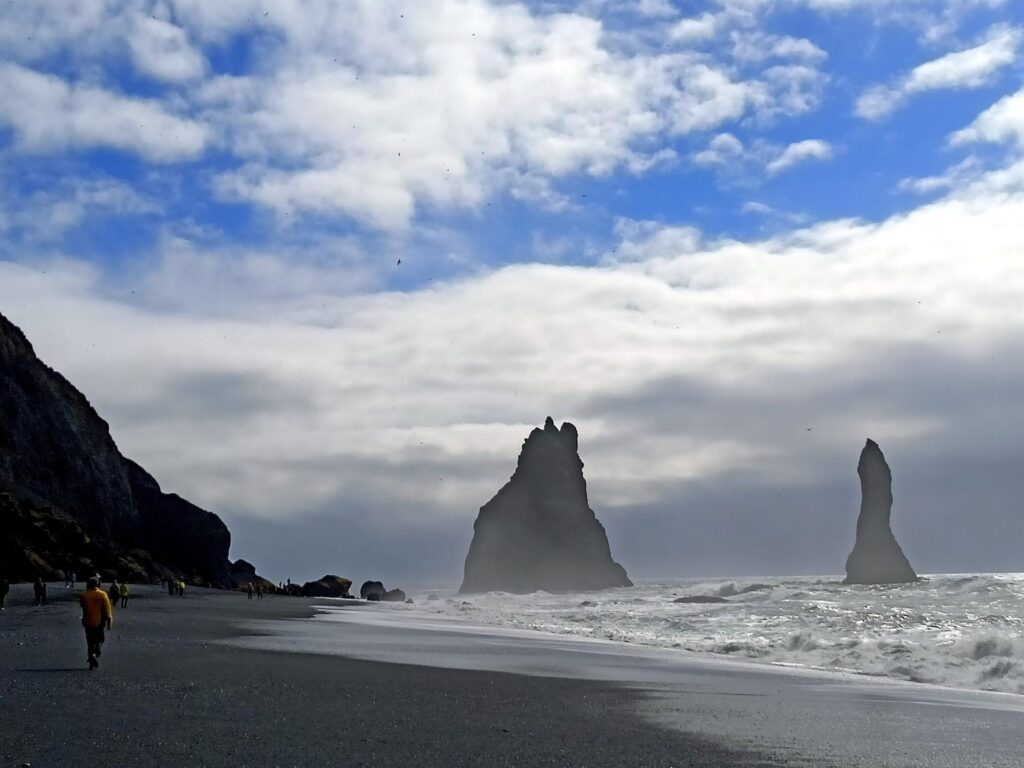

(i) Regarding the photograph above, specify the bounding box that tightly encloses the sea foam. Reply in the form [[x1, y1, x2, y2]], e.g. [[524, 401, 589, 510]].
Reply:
[[416, 573, 1024, 694]]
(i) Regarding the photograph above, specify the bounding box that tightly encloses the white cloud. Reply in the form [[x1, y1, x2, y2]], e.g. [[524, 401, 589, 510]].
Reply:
[[0, 178, 158, 243], [670, 12, 721, 42], [128, 13, 206, 82], [730, 32, 827, 63], [179, 0, 816, 229], [856, 25, 1021, 120], [0, 0, 832, 230], [693, 133, 746, 166], [3, 160, 1024, 534], [0, 63, 209, 161], [950, 86, 1024, 147], [765, 139, 833, 174], [897, 156, 982, 193]]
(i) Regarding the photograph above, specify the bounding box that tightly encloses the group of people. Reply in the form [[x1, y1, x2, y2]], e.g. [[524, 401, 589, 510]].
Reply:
[[245, 581, 264, 600], [3, 574, 192, 669]]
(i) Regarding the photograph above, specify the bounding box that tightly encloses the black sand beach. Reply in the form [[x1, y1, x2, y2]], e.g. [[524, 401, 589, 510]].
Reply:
[[1, 583, 776, 767]]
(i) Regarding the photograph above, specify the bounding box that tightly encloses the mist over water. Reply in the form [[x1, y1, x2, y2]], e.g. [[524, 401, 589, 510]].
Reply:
[[413, 573, 1024, 694]]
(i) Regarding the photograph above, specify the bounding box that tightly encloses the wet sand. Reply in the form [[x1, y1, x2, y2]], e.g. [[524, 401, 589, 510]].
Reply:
[[231, 599, 1024, 768], [0, 583, 776, 767]]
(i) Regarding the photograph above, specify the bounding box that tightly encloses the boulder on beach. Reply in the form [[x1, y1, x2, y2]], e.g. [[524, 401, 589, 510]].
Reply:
[[360, 580, 385, 601], [382, 588, 407, 602], [229, 559, 276, 593], [459, 417, 632, 594], [844, 439, 918, 585], [302, 575, 354, 598]]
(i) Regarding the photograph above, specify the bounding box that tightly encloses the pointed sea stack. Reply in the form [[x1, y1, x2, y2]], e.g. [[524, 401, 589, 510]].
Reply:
[[459, 417, 631, 594], [844, 439, 917, 585]]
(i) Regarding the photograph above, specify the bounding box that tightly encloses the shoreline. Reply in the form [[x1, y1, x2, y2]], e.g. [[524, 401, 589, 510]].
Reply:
[[3, 583, 1022, 767], [0, 584, 776, 767]]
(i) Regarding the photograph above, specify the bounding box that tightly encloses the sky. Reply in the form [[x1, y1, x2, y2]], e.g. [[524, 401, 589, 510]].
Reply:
[[1, 0, 1023, 586]]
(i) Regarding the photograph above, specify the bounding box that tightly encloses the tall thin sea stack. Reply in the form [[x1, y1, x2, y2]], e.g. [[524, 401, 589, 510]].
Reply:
[[460, 418, 631, 594], [844, 439, 917, 585]]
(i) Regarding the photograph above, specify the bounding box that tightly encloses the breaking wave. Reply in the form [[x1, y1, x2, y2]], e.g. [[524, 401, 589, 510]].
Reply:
[[420, 573, 1024, 694]]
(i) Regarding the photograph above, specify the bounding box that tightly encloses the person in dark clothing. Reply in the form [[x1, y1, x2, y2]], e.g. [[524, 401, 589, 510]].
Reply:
[[167, 577, 175, 597], [255, 583, 263, 600], [0, 577, 9, 611], [246, 582, 253, 600], [33, 577, 46, 606]]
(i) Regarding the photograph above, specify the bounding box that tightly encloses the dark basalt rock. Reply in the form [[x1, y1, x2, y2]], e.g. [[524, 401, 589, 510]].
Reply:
[[0, 490, 155, 582], [0, 313, 139, 544], [230, 559, 276, 593], [302, 574, 354, 598], [844, 439, 918, 585], [128, 460, 231, 586], [0, 311, 233, 585], [459, 417, 631, 594], [382, 588, 406, 602], [360, 580, 385, 601]]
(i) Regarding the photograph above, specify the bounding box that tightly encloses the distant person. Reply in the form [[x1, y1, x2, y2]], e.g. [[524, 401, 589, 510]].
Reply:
[[1, 577, 9, 611], [64, 570, 72, 588], [177, 580, 185, 597], [246, 582, 253, 600], [255, 583, 263, 600], [167, 577, 175, 597], [119, 582, 129, 608], [33, 577, 46, 606], [71, 571, 77, 589], [80, 577, 113, 670], [108, 579, 120, 610]]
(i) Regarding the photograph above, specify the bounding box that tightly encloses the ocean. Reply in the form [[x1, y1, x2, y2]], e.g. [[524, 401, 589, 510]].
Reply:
[[413, 573, 1024, 695]]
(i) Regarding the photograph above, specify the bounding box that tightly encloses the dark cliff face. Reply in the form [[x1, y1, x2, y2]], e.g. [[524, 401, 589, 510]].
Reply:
[[0, 314, 139, 544], [844, 439, 918, 585], [0, 312, 231, 585], [460, 417, 632, 594], [126, 459, 231, 586]]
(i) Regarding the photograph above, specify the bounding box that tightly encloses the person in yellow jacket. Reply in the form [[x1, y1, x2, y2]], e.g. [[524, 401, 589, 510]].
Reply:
[[80, 577, 112, 670], [119, 581, 129, 608]]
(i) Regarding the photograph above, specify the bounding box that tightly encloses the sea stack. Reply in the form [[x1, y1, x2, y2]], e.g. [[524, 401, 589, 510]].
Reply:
[[459, 417, 631, 594], [844, 439, 917, 585]]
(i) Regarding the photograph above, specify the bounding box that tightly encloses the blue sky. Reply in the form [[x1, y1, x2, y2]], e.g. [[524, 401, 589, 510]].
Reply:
[[1, 0, 1024, 583]]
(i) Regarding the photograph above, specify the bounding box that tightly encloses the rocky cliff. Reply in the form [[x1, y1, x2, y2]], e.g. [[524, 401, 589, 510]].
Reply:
[[127, 459, 231, 586], [460, 417, 631, 594], [0, 311, 232, 584], [844, 439, 918, 585]]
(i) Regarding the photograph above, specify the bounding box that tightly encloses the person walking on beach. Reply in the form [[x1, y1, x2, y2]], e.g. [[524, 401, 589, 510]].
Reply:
[[108, 578, 120, 610], [177, 580, 185, 597], [255, 583, 263, 600], [246, 582, 253, 600], [119, 581, 129, 608], [80, 577, 113, 670], [1, 577, 9, 611], [33, 577, 46, 606]]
